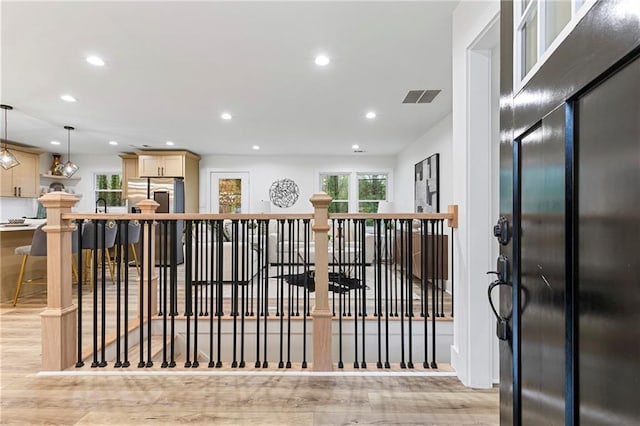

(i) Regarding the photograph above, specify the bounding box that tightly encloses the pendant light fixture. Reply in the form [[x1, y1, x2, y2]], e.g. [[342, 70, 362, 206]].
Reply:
[[56, 125, 79, 177], [0, 104, 20, 170]]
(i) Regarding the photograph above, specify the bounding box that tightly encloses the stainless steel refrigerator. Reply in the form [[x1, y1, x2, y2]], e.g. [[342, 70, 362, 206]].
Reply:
[[127, 178, 184, 264]]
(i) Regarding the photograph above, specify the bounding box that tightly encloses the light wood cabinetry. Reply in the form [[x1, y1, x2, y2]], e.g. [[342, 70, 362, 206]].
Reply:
[[119, 154, 139, 198], [124, 151, 200, 213], [0, 146, 40, 198], [138, 153, 186, 177]]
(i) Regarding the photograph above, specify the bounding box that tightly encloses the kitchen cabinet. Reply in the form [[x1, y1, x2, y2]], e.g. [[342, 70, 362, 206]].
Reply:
[[0, 147, 40, 198], [131, 150, 200, 212], [138, 154, 184, 177], [119, 154, 139, 198]]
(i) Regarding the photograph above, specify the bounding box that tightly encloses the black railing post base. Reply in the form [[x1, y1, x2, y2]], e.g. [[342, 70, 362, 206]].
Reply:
[[376, 361, 383, 368], [430, 361, 438, 369]]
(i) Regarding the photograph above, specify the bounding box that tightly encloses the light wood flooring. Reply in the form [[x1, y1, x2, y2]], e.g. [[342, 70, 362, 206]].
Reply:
[[1, 269, 497, 425]]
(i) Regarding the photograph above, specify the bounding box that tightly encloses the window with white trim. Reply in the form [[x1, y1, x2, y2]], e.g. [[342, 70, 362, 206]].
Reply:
[[357, 173, 388, 214], [515, 0, 593, 87], [320, 173, 350, 213], [319, 171, 389, 213], [94, 172, 124, 211]]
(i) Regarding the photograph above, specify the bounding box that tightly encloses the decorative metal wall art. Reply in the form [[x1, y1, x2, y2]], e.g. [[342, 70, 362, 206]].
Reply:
[[269, 178, 299, 208]]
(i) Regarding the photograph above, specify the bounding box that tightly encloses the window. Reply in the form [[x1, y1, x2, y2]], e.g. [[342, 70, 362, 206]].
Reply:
[[515, 0, 594, 86], [319, 171, 389, 214], [357, 173, 387, 214], [94, 173, 124, 211], [320, 173, 349, 213]]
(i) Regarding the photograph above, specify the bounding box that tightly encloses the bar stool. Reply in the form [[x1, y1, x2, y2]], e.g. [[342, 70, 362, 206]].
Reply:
[[13, 224, 79, 306], [118, 220, 141, 278], [81, 220, 118, 287]]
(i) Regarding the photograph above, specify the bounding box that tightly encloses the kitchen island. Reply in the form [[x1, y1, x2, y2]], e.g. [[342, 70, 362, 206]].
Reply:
[[0, 222, 47, 304]]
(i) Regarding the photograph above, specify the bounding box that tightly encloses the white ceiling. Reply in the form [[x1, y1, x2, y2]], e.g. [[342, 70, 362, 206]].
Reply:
[[1, 1, 457, 157]]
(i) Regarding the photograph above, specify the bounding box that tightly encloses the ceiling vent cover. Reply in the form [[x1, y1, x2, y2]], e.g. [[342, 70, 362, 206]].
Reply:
[[402, 89, 441, 104]]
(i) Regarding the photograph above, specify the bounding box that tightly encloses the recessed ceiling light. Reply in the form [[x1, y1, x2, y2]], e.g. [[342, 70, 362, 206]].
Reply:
[[252, 145, 260, 150], [352, 144, 360, 150], [165, 141, 175, 146], [221, 112, 232, 120], [109, 141, 118, 146], [365, 111, 377, 119], [86, 55, 105, 66], [314, 55, 330, 66], [50, 141, 61, 146], [60, 94, 77, 102]]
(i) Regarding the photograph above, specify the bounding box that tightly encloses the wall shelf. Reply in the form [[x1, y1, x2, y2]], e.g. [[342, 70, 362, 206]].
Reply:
[[40, 174, 81, 182]]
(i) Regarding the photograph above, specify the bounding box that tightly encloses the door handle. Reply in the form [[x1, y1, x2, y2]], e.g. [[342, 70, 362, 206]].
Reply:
[[157, 167, 160, 176], [488, 280, 512, 341], [487, 255, 512, 341], [13, 186, 17, 196], [18, 187, 21, 197]]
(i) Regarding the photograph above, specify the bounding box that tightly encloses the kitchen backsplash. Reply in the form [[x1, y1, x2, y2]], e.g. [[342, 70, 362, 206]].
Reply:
[[0, 197, 37, 221]]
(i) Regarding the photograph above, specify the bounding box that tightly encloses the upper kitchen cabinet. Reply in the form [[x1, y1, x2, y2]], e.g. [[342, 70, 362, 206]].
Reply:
[[119, 153, 139, 198], [137, 151, 199, 178], [0, 145, 40, 198]]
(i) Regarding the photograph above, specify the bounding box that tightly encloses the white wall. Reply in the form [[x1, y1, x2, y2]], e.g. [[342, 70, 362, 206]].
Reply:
[[451, 0, 500, 389], [394, 113, 452, 213], [199, 155, 396, 213], [36, 153, 122, 213]]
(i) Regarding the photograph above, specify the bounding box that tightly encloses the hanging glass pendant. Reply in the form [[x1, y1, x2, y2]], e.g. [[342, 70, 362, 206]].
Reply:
[[57, 160, 79, 177], [0, 147, 20, 170], [0, 105, 20, 170], [56, 125, 79, 177]]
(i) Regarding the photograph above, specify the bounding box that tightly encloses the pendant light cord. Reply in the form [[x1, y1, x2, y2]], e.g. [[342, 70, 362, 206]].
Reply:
[[3, 107, 7, 149], [67, 127, 71, 160]]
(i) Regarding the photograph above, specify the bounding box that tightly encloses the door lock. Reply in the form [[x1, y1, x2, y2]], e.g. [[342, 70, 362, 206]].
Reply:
[[487, 255, 510, 283], [493, 216, 511, 245]]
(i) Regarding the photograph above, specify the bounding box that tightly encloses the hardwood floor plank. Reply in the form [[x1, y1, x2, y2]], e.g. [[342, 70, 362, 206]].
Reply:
[[0, 270, 498, 425]]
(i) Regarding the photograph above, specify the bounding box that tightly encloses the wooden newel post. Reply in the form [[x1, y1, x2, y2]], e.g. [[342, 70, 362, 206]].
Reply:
[[39, 191, 80, 370], [309, 192, 333, 371], [137, 199, 159, 319]]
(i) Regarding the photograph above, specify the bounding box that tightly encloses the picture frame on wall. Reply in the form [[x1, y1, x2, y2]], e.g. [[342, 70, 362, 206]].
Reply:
[[415, 153, 439, 213]]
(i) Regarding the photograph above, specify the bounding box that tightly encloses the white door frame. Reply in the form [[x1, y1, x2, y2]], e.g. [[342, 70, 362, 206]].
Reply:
[[209, 171, 250, 213]]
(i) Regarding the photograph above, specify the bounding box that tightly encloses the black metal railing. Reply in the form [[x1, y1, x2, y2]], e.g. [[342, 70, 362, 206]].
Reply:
[[67, 210, 453, 370], [328, 216, 452, 369]]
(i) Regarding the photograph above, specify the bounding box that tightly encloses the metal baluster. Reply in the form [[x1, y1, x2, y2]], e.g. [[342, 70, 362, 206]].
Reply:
[[161, 221, 169, 368], [255, 221, 262, 368], [360, 219, 367, 368], [169, 220, 177, 368], [184, 220, 192, 368], [384, 220, 391, 369], [376, 218, 383, 368], [123, 221, 130, 368], [286, 219, 293, 369], [137, 220, 145, 368], [232, 220, 239, 368], [423, 219, 430, 369], [146, 220, 153, 367], [399, 219, 406, 369], [301, 219, 309, 369], [76, 219, 85, 368], [216, 220, 223, 368], [115, 220, 123, 368], [99, 220, 107, 367], [430, 220, 437, 369]]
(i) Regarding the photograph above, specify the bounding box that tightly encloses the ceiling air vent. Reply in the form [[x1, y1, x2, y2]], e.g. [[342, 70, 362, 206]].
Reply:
[[402, 89, 441, 104]]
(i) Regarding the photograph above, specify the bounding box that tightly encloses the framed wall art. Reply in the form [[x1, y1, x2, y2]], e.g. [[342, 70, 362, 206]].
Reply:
[[414, 153, 439, 213]]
